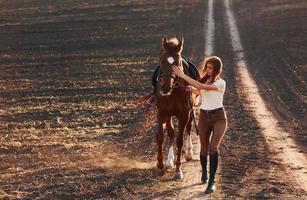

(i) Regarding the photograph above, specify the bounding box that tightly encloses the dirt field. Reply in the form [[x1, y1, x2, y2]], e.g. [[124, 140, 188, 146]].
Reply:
[[233, 0, 307, 150], [0, 0, 306, 199]]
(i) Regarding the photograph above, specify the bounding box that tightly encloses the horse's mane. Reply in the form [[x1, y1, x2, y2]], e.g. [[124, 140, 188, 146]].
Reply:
[[160, 37, 180, 58]]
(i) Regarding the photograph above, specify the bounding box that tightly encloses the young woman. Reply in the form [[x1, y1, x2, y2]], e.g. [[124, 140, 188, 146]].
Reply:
[[172, 56, 227, 194]]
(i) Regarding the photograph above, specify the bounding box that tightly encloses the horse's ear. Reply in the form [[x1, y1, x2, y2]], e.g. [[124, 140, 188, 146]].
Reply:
[[162, 36, 168, 50], [177, 36, 184, 53]]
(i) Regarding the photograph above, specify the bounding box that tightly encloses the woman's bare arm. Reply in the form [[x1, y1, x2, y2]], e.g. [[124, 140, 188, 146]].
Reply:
[[172, 66, 218, 90]]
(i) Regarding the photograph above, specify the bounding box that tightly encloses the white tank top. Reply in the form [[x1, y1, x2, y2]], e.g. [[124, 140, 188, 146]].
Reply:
[[200, 78, 226, 110]]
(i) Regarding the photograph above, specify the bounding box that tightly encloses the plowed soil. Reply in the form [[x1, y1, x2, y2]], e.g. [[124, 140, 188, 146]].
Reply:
[[0, 0, 306, 199]]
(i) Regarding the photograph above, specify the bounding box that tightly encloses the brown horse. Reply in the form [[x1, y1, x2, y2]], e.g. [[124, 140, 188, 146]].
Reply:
[[155, 36, 197, 179]]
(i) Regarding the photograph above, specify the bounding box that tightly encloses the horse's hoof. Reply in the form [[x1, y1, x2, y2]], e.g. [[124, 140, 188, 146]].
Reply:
[[156, 162, 165, 170], [174, 171, 183, 179], [185, 155, 193, 162], [185, 151, 193, 162], [156, 167, 166, 176], [165, 160, 174, 169]]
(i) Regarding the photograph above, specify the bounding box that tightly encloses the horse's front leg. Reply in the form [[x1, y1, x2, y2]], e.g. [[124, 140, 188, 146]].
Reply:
[[156, 115, 166, 170], [166, 117, 175, 169], [185, 115, 193, 162], [174, 116, 188, 179]]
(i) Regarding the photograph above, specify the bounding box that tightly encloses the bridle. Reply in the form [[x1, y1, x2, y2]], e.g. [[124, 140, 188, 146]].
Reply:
[[157, 52, 188, 91], [157, 71, 176, 81]]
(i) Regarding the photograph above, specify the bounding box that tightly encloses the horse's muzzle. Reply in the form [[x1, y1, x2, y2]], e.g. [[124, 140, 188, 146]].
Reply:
[[160, 85, 173, 96]]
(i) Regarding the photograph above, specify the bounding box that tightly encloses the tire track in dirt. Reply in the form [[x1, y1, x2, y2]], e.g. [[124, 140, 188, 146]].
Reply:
[[159, 0, 227, 199], [224, 0, 307, 192], [206, 0, 307, 198], [204, 0, 215, 57], [231, 0, 307, 153]]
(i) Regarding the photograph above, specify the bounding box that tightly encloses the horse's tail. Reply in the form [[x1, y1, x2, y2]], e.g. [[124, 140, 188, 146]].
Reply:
[[136, 93, 154, 106], [136, 93, 156, 115]]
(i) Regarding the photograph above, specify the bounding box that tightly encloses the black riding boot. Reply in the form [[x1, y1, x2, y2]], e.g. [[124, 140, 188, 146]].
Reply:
[[200, 154, 208, 183], [205, 152, 218, 194]]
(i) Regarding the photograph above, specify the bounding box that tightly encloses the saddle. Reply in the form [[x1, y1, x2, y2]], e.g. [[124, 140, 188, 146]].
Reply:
[[151, 58, 200, 87]]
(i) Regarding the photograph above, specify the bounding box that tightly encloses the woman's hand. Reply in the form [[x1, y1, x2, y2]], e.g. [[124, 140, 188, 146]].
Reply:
[[185, 85, 192, 92], [172, 65, 185, 78]]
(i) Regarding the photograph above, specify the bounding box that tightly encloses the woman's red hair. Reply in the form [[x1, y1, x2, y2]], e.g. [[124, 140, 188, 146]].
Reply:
[[199, 56, 223, 83]]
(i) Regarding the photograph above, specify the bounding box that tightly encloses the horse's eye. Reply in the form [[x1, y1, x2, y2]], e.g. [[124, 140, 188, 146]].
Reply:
[[167, 57, 174, 64]]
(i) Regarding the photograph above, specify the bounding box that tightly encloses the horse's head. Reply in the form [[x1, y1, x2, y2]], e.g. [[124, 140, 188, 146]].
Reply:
[[158, 36, 184, 96]]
